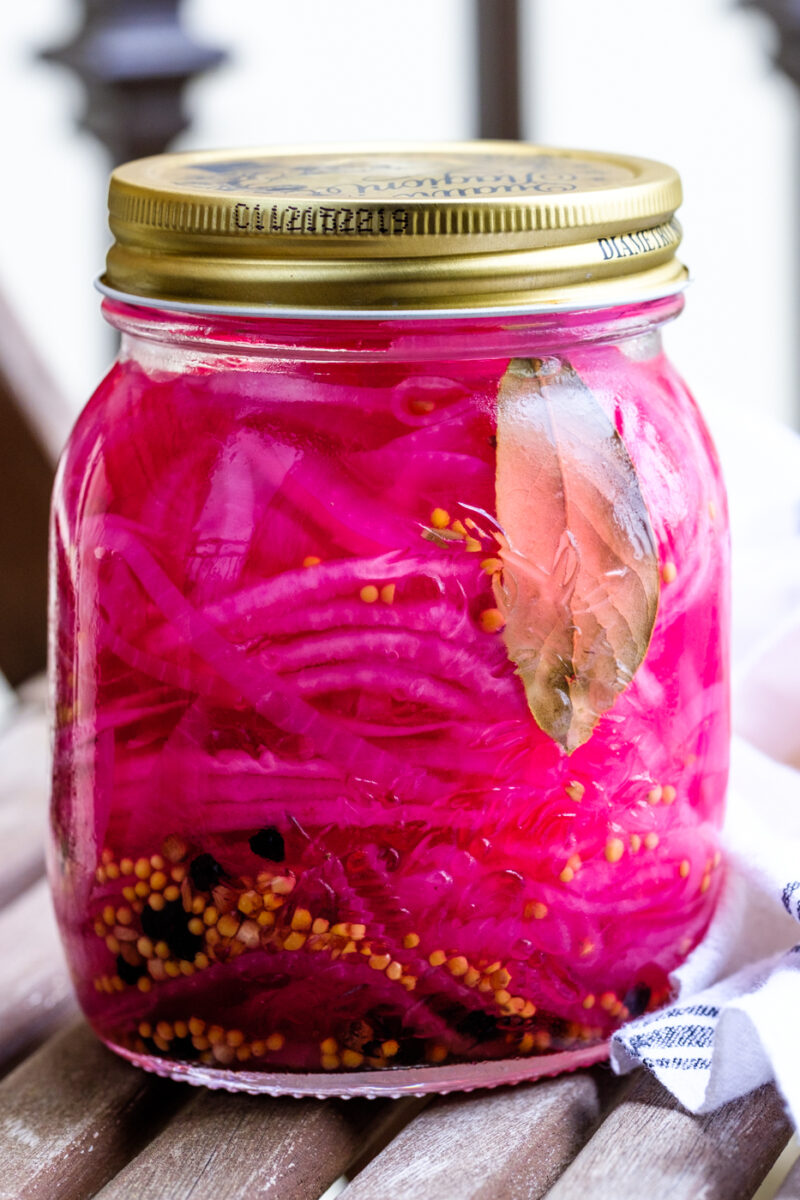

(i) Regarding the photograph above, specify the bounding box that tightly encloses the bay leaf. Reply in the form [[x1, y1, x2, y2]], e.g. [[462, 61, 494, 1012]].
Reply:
[[493, 356, 659, 753]]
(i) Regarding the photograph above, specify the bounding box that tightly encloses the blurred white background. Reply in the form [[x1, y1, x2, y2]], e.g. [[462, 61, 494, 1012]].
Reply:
[[1, 0, 796, 430]]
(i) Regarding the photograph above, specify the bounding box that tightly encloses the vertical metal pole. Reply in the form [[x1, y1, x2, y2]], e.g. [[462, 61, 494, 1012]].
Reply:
[[741, 0, 800, 426], [476, 0, 523, 140]]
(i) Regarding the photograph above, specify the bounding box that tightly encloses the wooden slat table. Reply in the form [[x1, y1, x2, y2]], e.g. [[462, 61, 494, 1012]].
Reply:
[[0, 689, 794, 1200]]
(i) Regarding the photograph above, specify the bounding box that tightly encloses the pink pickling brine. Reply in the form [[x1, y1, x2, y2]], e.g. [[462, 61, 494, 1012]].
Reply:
[[49, 293, 729, 1096]]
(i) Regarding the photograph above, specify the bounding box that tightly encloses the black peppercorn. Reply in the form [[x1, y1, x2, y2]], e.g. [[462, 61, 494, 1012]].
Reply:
[[249, 827, 285, 862]]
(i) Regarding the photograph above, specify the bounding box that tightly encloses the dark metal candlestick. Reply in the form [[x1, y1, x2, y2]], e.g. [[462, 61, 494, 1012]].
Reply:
[[41, 0, 225, 165], [743, 0, 800, 86]]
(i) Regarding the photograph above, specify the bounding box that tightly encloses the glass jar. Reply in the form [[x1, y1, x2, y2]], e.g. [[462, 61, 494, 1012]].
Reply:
[[49, 144, 729, 1097]]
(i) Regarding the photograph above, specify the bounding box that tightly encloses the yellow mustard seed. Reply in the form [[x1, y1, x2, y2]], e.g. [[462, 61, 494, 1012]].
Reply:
[[217, 914, 240, 939], [291, 908, 312, 932], [271, 876, 295, 895], [605, 838, 625, 864], [161, 835, 187, 864], [478, 607, 505, 633]]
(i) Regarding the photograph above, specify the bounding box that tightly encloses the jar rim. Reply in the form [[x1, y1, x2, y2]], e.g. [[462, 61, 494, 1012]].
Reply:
[[96, 274, 689, 322]]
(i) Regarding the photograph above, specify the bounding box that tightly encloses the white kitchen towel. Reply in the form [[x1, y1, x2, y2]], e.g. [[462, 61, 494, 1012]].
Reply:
[[610, 404, 800, 1127]]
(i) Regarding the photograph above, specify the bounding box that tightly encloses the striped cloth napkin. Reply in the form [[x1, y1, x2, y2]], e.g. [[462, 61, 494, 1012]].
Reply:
[[610, 403, 800, 1128]]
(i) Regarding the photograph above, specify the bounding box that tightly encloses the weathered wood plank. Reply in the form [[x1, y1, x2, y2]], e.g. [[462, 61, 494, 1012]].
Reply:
[[544, 1072, 791, 1200], [339, 1068, 621, 1200], [94, 1088, 422, 1200], [776, 1149, 800, 1198], [0, 291, 67, 685], [0, 1021, 188, 1200], [0, 704, 50, 909], [0, 879, 76, 1072], [0, 291, 71, 465]]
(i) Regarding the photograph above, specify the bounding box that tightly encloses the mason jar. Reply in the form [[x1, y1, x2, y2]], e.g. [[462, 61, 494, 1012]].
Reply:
[[49, 144, 729, 1097]]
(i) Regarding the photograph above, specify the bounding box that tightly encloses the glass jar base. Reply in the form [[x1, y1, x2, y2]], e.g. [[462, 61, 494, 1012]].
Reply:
[[103, 1036, 611, 1098]]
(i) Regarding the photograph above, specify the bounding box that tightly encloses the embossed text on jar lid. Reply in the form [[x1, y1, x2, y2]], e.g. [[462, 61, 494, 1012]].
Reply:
[[101, 142, 687, 314]]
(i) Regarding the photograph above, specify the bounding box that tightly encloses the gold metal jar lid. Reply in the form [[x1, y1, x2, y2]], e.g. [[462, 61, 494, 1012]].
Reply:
[[101, 142, 687, 315]]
